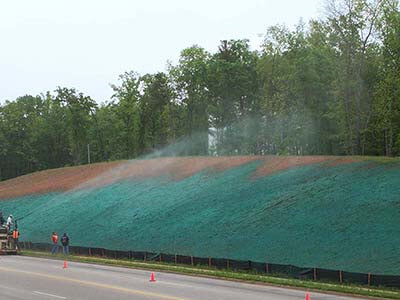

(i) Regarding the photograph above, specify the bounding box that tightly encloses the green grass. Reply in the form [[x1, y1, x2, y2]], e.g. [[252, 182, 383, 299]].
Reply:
[[21, 250, 400, 299]]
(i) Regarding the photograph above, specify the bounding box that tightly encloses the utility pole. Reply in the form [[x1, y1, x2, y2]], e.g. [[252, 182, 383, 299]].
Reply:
[[87, 144, 91, 164]]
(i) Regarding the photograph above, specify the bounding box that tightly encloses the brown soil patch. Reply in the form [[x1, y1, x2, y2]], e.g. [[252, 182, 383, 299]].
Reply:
[[0, 161, 122, 200], [0, 156, 360, 200], [253, 156, 358, 177], [78, 156, 260, 190], [323, 157, 361, 167]]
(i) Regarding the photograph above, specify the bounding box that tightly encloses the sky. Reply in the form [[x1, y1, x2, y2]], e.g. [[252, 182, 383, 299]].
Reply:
[[0, 0, 322, 104]]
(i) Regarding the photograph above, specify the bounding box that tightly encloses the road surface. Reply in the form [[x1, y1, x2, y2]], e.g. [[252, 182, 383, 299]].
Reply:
[[0, 256, 364, 300]]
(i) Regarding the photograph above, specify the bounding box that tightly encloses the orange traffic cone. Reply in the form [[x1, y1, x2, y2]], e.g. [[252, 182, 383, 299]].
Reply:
[[63, 260, 67, 269], [149, 272, 156, 282], [305, 292, 310, 300]]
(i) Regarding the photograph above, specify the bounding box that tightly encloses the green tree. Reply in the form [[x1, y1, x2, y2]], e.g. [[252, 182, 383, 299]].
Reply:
[[111, 71, 141, 158], [208, 39, 260, 155], [87, 103, 123, 161], [139, 72, 176, 153], [372, 1, 400, 155], [169, 46, 211, 155], [33, 92, 70, 169], [258, 22, 338, 155], [0, 95, 44, 179], [326, 0, 388, 154], [54, 87, 97, 164]]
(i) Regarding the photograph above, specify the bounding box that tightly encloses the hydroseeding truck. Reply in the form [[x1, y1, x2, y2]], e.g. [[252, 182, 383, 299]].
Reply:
[[0, 225, 18, 255]]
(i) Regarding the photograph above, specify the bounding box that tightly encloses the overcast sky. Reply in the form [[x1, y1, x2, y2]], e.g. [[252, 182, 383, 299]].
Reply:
[[0, 0, 322, 104]]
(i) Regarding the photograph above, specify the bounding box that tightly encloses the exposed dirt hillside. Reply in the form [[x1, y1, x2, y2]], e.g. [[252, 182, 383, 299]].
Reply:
[[0, 156, 360, 200]]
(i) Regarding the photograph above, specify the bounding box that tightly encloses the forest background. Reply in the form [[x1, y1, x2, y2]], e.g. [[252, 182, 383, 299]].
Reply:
[[1, 0, 399, 181]]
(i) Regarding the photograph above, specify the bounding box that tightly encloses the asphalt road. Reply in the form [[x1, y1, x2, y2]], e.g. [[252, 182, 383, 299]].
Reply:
[[0, 256, 364, 300]]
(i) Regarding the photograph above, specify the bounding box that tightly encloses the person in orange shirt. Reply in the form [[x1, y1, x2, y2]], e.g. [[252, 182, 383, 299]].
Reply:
[[12, 228, 19, 250], [51, 232, 59, 255]]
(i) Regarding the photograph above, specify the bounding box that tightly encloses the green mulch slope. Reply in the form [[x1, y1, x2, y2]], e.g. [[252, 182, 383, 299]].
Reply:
[[1, 158, 400, 275]]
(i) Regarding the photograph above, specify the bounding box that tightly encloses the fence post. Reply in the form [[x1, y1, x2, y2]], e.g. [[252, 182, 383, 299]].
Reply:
[[313, 268, 317, 281], [265, 263, 269, 273], [208, 257, 212, 267], [114, 251, 117, 259], [102, 248, 105, 257], [368, 273, 371, 286], [339, 270, 343, 283], [88, 248, 92, 256], [144, 252, 147, 262], [191, 256, 194, 266], [226, 259, 230, 269], [175, 254, 177, 264], [159, 253, 162, 262]]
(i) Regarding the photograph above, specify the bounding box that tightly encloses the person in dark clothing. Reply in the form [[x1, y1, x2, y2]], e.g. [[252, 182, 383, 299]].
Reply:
[[61, 233, 70, 256], [0, 212, 4, 226]]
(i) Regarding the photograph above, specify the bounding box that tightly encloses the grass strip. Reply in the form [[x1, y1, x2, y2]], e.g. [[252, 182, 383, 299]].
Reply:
[[20, 250, 399, 299]]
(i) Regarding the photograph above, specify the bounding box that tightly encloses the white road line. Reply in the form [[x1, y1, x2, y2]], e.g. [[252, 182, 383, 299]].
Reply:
[[33, 291, 67, 299]]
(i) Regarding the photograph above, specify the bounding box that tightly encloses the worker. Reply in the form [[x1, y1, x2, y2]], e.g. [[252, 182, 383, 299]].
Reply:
[[0, 211, 4, 226], [51, 232, 59, 255], [6, 215, 13, 231], [61, 233, 70, 256], [12, 228, 19, 250]]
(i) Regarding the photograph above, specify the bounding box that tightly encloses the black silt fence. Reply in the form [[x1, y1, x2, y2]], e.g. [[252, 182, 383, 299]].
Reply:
[[212, 258, 228, 269], [268, 262, 297, 275], [19, 242, 400, 289], [19, 241, 33, 250], [145, 252, 158, 261], [298, 268, 314, 280], [30, 242, 52, 252], [131, 251, 146, 261], [103, 248, 117, 258], [115, 250, 130, 259], [193, 256, 209, 267], [290, 265, 307, 276], [342, 271, 369, 285], [315, 268, 341, 283], [250, 261, 268, 273], [228, 259, 251, 271], [88, 247, 104, 257], [372, 274, 400, 288], [73, 246, 95, 256], [160, 253, 175, 263], [176, 255, 192, 265], [69, 246, 82, 255]]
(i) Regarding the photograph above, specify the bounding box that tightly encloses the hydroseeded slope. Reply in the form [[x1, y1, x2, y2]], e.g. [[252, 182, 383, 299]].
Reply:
[[0, 157, 399, 275]]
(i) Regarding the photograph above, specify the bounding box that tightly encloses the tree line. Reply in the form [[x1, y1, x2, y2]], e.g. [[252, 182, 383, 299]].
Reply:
[[1, 0, 399, 181]]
